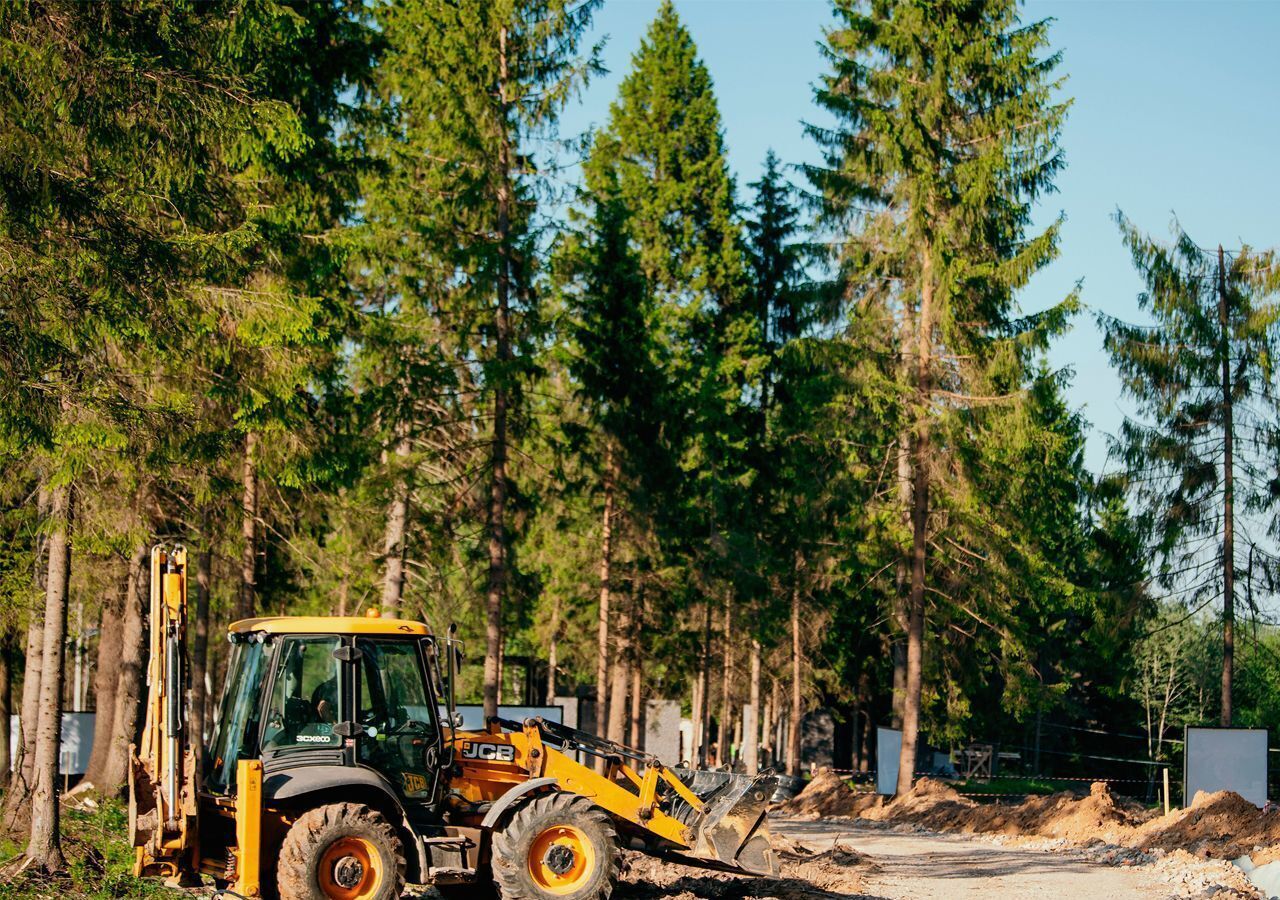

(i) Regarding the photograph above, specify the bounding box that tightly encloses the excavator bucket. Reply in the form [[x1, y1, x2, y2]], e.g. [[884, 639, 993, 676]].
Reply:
[[672, 768, 779, 876]]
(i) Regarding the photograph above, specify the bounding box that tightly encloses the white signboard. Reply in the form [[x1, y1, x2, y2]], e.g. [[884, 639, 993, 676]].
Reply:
[[9, 713, 95, 775], [1185, 726, 1268, 808], [876, 726, 902, 796]]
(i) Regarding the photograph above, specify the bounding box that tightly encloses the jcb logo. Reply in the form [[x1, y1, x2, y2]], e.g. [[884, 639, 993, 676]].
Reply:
[[461, 742, 515, 763]]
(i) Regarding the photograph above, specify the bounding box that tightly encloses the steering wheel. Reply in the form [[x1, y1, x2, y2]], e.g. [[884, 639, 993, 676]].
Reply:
[[387, 719, 428, 737]]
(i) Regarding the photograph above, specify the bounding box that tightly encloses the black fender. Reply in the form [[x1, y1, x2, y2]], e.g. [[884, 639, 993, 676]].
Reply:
[[480, 777, 559, 829], [264, 763, 404, 808]]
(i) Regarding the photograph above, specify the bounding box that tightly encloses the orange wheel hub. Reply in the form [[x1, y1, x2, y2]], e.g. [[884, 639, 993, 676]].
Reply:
[[527, 823, 596, 895], [318, 836, 384, 899]]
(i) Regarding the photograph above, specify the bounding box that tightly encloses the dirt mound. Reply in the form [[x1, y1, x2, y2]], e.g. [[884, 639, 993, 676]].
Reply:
[[1135, 790, 1280, 858], [780, 770, 882, 818], [864, 776, 975, 830], [791, 775, 1277, 862], [784, 844, 873, 894], [616, 842, 870, 899], [869, 780, 1148, 842]]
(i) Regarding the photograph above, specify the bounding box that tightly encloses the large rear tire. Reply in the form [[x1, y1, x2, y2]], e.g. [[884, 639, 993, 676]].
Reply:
[[491, 793, 619, 900], [278, 802, 406, 900]]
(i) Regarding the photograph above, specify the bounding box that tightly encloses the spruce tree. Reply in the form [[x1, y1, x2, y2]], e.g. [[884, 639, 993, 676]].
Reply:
[[583, 0, 752, 760], [0, 0, 301, 870], [1101, 217, 1280, 726], [809, 0, 1072, 792], [363, 0, 600, 717]]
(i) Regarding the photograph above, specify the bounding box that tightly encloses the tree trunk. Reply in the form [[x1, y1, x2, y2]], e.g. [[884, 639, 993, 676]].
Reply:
[[69, 598, 83, 711], [690, 671, 703, 765], [99, 545, 148, 798], [3, 488, 50, 825], [1218, 245, 1234, 727], [82, 569, 125, 789], [0, 627, 11, 787], [546, 595, 560, 703], [483, 25, 513, 723], [4, 615, 43, 825], [788, 565, 802, 776], [381, 430, 411, 611], [191, 533, 213, 743], [695, 600, 712, 767], [897, 247, 935, 796], [594, 443, 616, 764], [628, 653, 642, 750], [744, 639, 761, 774], [26, 481, 74, 873], [890, 641, 907, 728], [717, 596, 733, 766], [606, 596, 631, 746], [769, 675, 782, 769], [238, 431, 258, 620]]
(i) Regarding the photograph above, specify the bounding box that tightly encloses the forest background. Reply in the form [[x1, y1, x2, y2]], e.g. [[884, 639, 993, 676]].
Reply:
[[2, 0, 1280, 872]]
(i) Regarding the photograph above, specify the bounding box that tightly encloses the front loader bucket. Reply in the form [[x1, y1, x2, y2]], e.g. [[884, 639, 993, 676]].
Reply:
[[671, 769, 779, 877]]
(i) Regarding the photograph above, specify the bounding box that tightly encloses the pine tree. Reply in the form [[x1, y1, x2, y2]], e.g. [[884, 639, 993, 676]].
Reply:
[[553, 170, 659, 749], [1101, 216, 1280, 726], [582, 0, 752, 760], [363, 0, 600, 718], [0, 0, 302, 870], [744, 150, 837, 774], [809, 0, 1072, 792]]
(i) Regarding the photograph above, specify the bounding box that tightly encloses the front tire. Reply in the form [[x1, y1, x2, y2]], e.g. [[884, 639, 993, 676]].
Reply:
[[491, 793, 619, 900], [278, 802, 406, 900]]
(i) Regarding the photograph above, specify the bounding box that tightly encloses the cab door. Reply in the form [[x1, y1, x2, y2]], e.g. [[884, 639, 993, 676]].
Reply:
[[354, 637, 443, 803]]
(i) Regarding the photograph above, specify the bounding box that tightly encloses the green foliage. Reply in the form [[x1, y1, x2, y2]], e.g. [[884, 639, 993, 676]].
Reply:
[[0, 801, 168, 899], [0, 0, 1213, 803], [1101, 217, 1280, 609]]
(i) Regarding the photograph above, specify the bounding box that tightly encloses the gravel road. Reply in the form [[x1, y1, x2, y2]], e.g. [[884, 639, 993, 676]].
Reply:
[[775, 817, 1175, 899]]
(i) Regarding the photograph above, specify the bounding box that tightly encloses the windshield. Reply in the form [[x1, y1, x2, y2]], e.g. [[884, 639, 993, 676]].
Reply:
[[206, 638, 267, 794]]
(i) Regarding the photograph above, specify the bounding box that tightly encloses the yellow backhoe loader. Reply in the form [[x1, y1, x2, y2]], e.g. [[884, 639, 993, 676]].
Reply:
[[129, 545, 778, 899]]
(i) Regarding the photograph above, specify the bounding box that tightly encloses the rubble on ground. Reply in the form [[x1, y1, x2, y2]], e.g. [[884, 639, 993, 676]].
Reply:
[[615, 842, 871, 899]]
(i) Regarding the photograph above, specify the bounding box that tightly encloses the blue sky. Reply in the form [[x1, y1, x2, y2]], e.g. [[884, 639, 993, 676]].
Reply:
[[559, 0, 1280, 473]]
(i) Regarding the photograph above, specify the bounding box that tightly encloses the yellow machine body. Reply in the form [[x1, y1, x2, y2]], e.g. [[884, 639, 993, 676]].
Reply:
[[130, 560, 777, 898]]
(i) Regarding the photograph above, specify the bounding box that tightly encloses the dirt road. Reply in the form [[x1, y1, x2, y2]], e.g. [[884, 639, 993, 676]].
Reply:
[[775, 818, 1175, 899]]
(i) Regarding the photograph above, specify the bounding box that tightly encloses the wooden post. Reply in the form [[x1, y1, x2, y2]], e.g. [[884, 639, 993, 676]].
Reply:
[[1163, 766, 1171, 816]]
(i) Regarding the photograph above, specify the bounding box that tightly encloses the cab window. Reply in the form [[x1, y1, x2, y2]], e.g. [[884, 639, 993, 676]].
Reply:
[[262, 636, 343, 752], [207, 638, 267, 793]]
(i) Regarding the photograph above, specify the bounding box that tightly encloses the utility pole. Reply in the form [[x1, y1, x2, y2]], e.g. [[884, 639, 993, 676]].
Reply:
[[1218, 244, 1234, 728]]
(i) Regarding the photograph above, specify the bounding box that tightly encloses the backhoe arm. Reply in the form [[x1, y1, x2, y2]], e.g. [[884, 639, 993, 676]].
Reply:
[[129, 545, 201, 885]]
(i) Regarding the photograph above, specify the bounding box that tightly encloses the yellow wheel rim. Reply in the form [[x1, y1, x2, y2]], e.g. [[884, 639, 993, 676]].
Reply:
[[318, 836, 384, 899], [527, 823, 596, 895]]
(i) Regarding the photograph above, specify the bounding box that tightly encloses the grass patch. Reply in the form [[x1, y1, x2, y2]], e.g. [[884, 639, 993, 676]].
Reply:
[[0, 800, 170, 899]]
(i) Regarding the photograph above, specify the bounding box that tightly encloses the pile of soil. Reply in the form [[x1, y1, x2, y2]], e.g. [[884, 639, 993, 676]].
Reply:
[[861, 779, 1151, 844], [616, 842, 871, 899], [863, 776, 975, 831], [780, 769, 882, 818], [1136, 790, 1280, 859], [783, 775, 1280, 863]]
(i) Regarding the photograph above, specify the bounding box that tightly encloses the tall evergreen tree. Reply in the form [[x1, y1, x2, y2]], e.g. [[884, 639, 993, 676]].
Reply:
[[1101, 217, 1280, 726], [582, 0, 753, 762], [809, 0, 1072, 792], [362, 0, 600, 718], [0, 0, 302, 870]]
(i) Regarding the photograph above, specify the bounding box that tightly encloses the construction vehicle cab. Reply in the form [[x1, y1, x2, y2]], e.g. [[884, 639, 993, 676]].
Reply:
[[130, 545, 778, 900]]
